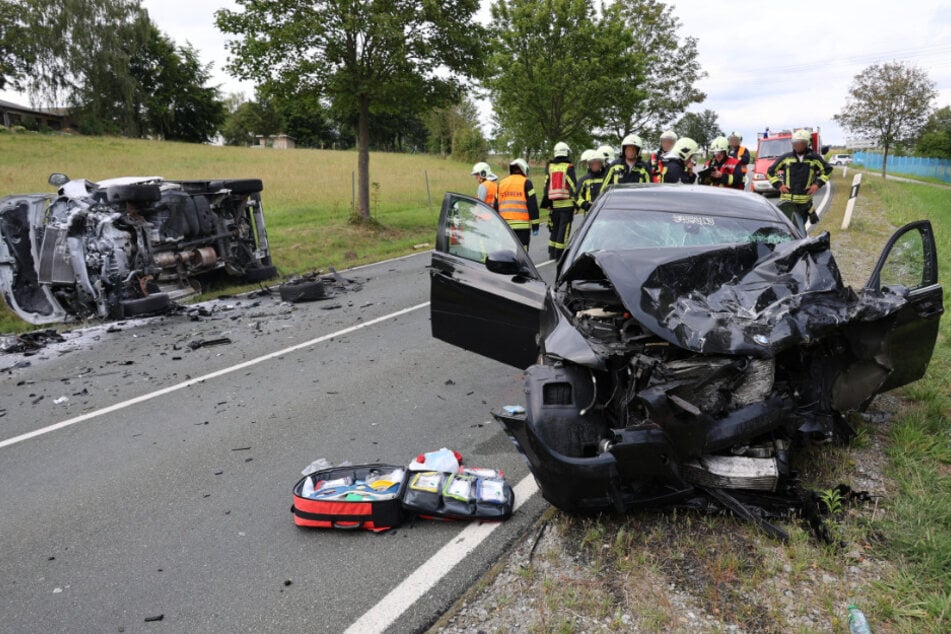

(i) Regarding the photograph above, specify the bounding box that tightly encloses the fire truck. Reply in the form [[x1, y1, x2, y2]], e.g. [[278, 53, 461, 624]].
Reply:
[[750, 128, 829, 195]]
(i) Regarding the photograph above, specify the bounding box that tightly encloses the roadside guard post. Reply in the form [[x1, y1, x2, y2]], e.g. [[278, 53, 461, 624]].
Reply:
[[840, 173, 863, 230]]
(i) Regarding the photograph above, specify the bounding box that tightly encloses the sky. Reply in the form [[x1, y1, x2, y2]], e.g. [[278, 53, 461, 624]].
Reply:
[[4, 0, 951, 146]]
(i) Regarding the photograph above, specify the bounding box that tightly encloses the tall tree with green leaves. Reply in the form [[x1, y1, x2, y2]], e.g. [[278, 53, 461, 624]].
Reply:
[[915, 105, 951, 160], [0, 1, 32, 91], [601, 0, 705, 140], [835, 62, 937, 177], [674, 109, 722, 154], [217, 0, 484, 221]]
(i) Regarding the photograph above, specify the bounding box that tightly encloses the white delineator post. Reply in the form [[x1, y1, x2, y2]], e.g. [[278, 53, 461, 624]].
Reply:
[[840, 173, 863, 230]]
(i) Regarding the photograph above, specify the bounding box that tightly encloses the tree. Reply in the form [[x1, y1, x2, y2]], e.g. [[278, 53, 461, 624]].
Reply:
[[0, 1, 32, 91], [485, 0, 626, 156], [600, 0, 705, 140], [426, 98, 486, 161], [916, 106, 951, 160], [217, 0, 485, 221], [835, 62, 937, 177], [674, 109, 722, 153], [220, 98, 284, 146]]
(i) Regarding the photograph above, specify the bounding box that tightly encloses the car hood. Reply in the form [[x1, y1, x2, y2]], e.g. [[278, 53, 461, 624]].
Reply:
[[560, 233, 906, 357]]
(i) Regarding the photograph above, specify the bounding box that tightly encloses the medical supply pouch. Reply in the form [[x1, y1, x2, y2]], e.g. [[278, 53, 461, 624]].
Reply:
[[400, 470, 514, 521], [292, 464, 406, 532]]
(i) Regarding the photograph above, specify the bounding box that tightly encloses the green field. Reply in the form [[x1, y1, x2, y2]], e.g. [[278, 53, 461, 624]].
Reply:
[[0, 132, 489, 331]]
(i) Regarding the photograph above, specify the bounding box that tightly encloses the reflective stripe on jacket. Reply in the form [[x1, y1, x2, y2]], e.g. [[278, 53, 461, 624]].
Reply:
[[767, 151, 832, 204], [497, 174, 535, 230], [542, 160, 577, 211], [701, 156, 743, 189]]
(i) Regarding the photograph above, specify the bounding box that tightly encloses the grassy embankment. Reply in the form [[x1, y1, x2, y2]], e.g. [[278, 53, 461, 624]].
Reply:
[[449, 170, 950, 633], [0, 132, 483, 332]]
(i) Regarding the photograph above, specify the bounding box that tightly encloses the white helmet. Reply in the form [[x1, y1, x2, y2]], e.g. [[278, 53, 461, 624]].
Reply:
[[509, 158, 529, 176], [792, 129, 811, 145], [666, 137, 699, 162], [709, 136, 729, 153], [471, 161, 491, 177], [621, 133, 643, 149], [728, 131, 742, 142], [660, 130, 677, 141], [553, 141, 570, 158], [597, 144, 616, 163], [579, 149, 595, 163]]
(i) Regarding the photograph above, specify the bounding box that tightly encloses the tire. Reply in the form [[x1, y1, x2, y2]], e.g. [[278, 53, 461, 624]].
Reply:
[[279, 279, 333, 303], [107, 184, 162, 204], [211, 179, 263, 195], [121, 293, 172, 317], [242, 264, 278, 282]]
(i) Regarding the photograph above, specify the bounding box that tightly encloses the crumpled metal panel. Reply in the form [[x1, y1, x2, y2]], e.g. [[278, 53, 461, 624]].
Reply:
[[561, 233, 907, 358]]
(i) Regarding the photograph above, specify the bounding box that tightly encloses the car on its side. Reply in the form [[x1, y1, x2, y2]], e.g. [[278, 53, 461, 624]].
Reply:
[[430, 184, 941, 530], [0, 174, 276, 324]]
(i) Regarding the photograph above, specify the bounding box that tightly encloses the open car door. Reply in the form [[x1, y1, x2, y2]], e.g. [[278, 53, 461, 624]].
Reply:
[[836, 220, 943, 411], [430, 192, 546, 368]]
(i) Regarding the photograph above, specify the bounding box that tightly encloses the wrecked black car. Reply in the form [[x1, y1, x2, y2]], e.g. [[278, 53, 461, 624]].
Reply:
[[431, 185, 942, 519], [0, 174, 276, 324]]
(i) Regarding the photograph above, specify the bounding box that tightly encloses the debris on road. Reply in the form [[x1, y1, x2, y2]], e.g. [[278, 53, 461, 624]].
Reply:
[[143, 614, 164, 623], [279, 268, 364, 304], [0, 329, 65, 355], [187, 337, 232, 350]]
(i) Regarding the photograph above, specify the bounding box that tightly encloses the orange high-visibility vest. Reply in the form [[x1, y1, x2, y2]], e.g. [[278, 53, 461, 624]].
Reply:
[[483, 179, 498, 206], [497, 175, 531, 230]]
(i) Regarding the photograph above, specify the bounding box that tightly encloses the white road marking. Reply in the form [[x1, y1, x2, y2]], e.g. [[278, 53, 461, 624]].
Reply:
[[0, 302, 430, 450], [343, 475, 540, 634]]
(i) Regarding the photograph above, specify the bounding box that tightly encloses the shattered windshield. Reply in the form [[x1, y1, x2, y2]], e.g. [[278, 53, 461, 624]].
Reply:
[[577, 209, 795, 252]]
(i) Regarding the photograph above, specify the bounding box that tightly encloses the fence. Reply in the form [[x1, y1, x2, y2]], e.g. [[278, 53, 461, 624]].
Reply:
[[853, 151, 951, 183]]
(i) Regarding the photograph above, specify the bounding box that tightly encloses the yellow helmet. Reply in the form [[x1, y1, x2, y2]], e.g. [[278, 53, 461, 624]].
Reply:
[[792, 129, 812, 144]]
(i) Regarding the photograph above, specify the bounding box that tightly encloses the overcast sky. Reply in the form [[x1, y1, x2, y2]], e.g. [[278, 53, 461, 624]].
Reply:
[[5, 0, 951, 146]]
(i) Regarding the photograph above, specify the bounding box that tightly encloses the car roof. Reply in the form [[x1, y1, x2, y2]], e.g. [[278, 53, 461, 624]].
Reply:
[[596, 183, 788, 223]]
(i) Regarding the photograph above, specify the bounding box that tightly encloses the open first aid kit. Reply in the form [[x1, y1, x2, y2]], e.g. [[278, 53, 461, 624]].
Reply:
[[291, 450, 515, 532]]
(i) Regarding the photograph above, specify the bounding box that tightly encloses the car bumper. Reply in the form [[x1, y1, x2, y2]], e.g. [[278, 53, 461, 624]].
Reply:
[[751, 178, 775, 194]]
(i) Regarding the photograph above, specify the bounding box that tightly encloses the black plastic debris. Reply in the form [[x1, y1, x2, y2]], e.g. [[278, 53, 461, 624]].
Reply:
[[144, 615, 164, 623], [278, 268, 364, 303], [1, 329, 65, 355], [187, 337, 232, 350]]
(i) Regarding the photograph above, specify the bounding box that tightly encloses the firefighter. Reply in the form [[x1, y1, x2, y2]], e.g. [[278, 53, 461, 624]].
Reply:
[[576, 149, 607, 213], [661, 137, 699, 184], [651, 130, 678, 182], [471, 161, 498, 206], [699, 136, 743, 189], [540, 141, 578, 260], [597, 144, 616, 166], [727, 131, 751, 188], [495, 158, 540, 248], [604, 134, 651, 186], [766, 129, 832, 234]]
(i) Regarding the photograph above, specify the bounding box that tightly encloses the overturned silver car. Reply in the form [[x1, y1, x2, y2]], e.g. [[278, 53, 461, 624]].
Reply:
[[431, 185, 942, 534], [0, 174, 276, 324]]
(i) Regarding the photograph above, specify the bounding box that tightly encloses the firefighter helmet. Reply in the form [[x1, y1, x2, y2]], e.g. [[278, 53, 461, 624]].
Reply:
[[553, 142, 570, 158], [579, 149, 595, 163], [660, 130, 678, 141], [510, 158, 529, 176], [792, 129, 812, 145], [597, 144, 616, 163], [710, 136, 729, 153], [728, 131, 742, 142], [666, 137, 699, 162], [471, 161, 491, 177], [621, 133, 643, 149]]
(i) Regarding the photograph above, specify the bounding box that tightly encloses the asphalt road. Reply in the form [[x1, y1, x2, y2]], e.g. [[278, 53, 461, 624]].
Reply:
[[0, 229, 558, 633]]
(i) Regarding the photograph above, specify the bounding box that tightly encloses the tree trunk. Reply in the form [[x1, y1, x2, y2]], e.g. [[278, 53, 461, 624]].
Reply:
[[356, 94, 371, 219], [881, 141, 889, 178]]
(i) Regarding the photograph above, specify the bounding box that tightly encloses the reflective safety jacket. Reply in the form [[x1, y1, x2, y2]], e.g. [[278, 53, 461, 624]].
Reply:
[[603, 158, 651, 186], [541, 159, 577, 211], [496, 174, 540, 230], [728, 145, 751, 176], [576, 168, 606, 212], [767, 151, 832, 204], [661, 159, 696, 184], [477, 179, 498, 206], [650, 149, 667, 183], [700, 155, 743, 189]]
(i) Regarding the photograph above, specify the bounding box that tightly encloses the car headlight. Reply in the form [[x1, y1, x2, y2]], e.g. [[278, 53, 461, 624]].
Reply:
[[753, 173, 765, 180]]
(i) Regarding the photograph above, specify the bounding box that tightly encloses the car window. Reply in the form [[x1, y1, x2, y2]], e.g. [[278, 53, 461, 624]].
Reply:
[[879, 229, 927, 290], [576, 209, 794, 252], [444, 198, 516, 263]]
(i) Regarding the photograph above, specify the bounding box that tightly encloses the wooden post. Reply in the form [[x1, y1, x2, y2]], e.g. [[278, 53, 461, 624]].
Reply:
[[840, 173, 863, 230], [425, 170, 432, 209], [351, 171, 355, 212]]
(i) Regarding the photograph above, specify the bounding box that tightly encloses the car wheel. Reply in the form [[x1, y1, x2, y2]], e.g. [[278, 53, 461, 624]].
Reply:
[[121, 293, 172, 317], [107, 184, 162, 204], [213, 179, 263, 195], [242, 264, 278, 282], [279, 279, 333, 303]]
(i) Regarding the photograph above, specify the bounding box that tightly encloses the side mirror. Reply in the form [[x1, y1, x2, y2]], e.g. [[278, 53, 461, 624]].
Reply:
[[48, 173, 69, 187], [485, 250, 521, 275], [820, 145, 831, 155]]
